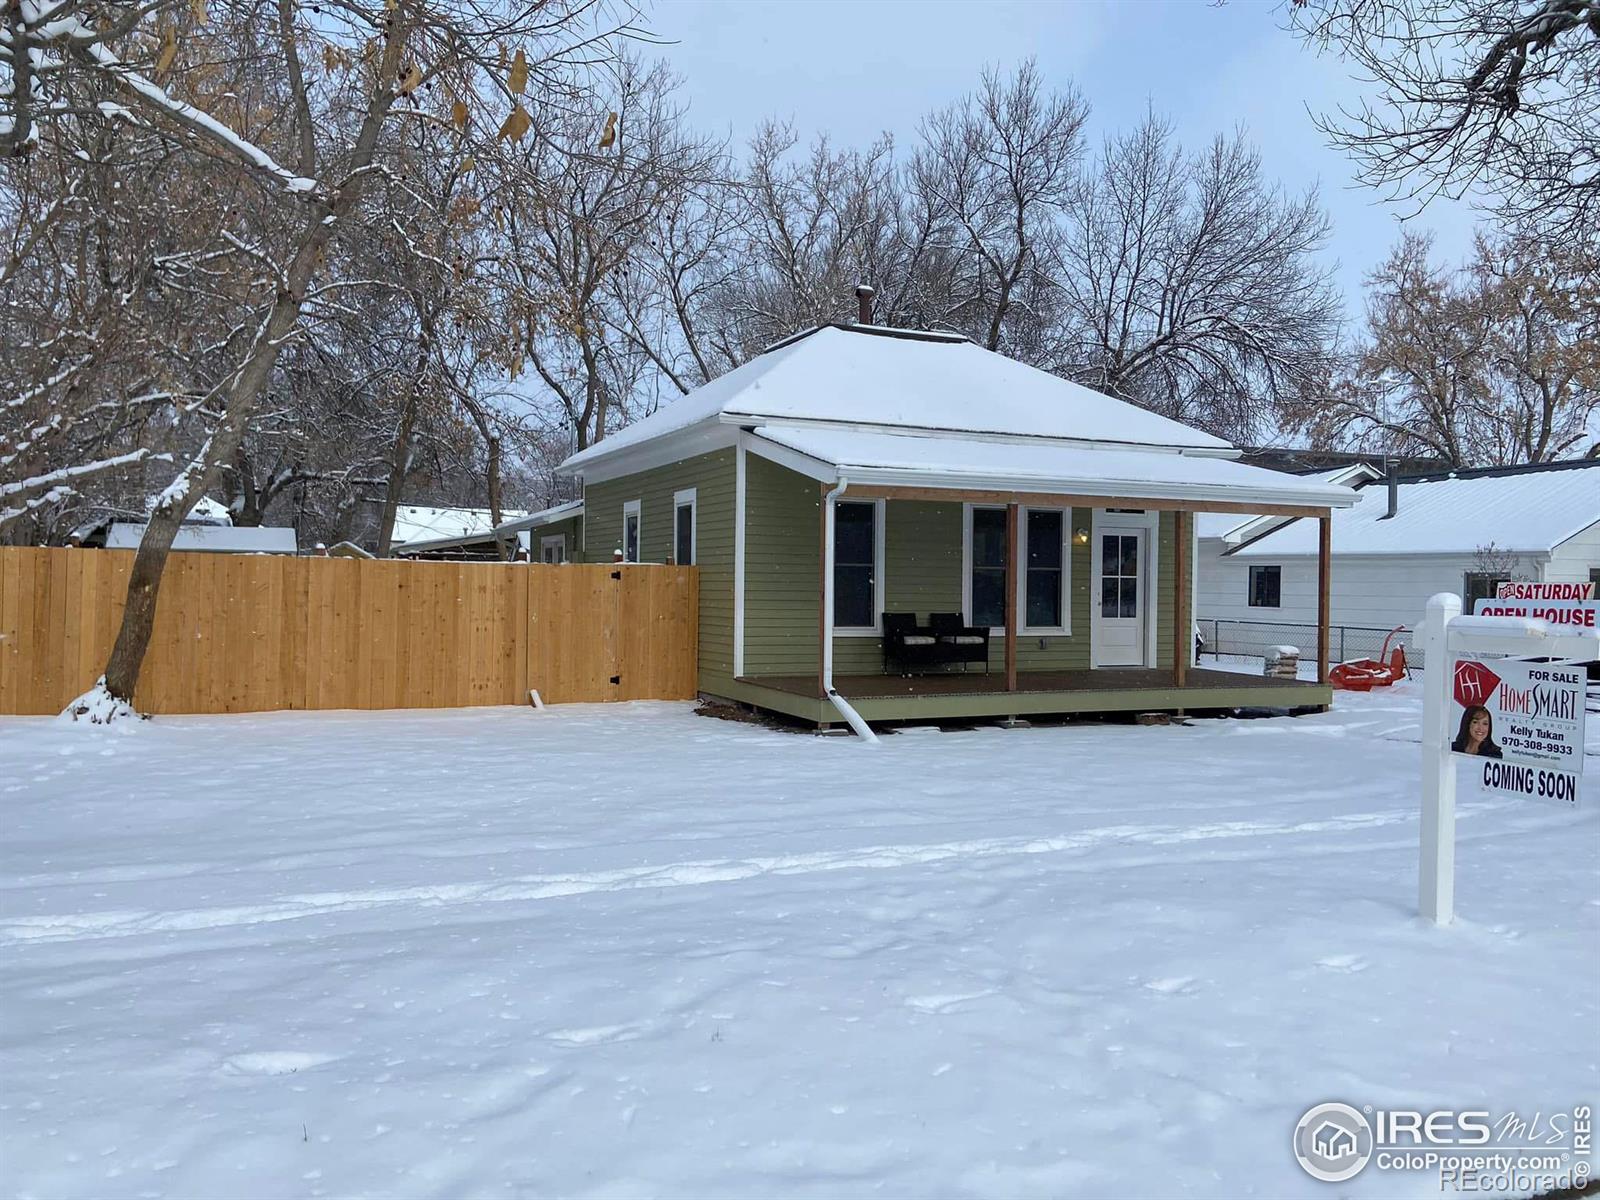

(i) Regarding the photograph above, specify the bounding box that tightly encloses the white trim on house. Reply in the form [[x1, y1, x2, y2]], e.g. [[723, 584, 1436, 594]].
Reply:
[[673, 487, 697, 566], [622, 499, 642, 563], [832, 496, 886, 637], [1089, 508, 1160, 668], [734, 437, 747, 677], [743, 433, 836, 483], [539, 534, 568, 564], [566, 423, 739, 486]]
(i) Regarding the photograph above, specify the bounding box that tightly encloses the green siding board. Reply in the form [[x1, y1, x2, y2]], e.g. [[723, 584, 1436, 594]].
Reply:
[[582, 448, 735, 680]]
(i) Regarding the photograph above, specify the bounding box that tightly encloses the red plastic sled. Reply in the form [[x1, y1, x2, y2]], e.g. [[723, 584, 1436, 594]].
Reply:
[[1329, 628, 1409, 691]]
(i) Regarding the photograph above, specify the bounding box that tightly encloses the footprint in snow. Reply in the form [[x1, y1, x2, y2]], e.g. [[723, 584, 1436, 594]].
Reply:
[[1315, 954, 1369, 973], [1141, 976, 1198, 995], [220, 1051, 341, 1076], [904, 991, 994, 1014], [544, 1023, 645, 1047]]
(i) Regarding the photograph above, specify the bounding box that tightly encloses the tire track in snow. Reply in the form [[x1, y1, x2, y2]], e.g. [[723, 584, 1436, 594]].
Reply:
[[0, 809, 1425, 946]]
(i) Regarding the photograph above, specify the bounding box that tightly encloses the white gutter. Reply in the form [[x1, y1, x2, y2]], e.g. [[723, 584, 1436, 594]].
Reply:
[[821, 475, 877, 743], [832, 466, 1358, 510]]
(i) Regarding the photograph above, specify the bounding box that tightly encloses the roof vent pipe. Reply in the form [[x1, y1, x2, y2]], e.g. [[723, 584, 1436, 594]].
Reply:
[[854, 284, 875, 326], [1382, 457, 1399, 520]]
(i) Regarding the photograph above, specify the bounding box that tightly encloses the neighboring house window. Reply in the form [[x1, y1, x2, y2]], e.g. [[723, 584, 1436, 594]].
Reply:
[[540, 535, 567, 564], [1248, 564, 1281, 608], [1463, 571, 1508, 609], [1023, 508, 1066, 631], [673, 488, 696, 566], [622, 499, 641, 563], [969, 506, 1008, 628], [834, 501, 878, 629]]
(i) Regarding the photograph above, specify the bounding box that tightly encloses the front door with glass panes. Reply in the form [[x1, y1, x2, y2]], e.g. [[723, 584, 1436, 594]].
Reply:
[[1094, 524, 1148, 667]]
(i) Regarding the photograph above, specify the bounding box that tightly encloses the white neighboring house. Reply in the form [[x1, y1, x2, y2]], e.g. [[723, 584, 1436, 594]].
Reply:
[[1197, 460, 1600, 655], [389, 505, 530, 553], [390, 500, 579, 561]]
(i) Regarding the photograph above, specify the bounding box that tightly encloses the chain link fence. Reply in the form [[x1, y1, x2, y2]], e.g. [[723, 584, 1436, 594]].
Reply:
[[1196, 618, 1421, 670]]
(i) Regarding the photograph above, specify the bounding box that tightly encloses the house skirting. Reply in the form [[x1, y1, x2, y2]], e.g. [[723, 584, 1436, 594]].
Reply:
[[714, 668, 1331, 726]]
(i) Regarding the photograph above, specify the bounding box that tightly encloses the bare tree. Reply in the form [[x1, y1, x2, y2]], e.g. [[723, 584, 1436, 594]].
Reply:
[[4, 0, 637, 716], [1296, 228, 1597, 466], [911, 60, 1087, 352], [1292, 0, 1600, 236], [1057, 113, 1341, 442]]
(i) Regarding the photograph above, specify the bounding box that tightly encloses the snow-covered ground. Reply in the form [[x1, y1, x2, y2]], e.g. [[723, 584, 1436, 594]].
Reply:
[[2, 681, 1596, 1198]]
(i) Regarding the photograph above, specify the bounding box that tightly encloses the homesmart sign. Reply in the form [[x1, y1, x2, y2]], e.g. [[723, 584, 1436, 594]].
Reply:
[[1450, 658, 1585, 806], [1474, 581, 1599, 629]]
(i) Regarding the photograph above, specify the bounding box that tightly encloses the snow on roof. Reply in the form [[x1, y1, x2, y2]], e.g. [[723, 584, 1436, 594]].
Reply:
[[1195, 465, 1378, 541], [106, 523, 298, 554], [561, 325, 1230, 473], [391, 505, 529, 548], [492, 500, 583, 536], [1231, 462, 1600, 557], [752, 427, 1356, 509]]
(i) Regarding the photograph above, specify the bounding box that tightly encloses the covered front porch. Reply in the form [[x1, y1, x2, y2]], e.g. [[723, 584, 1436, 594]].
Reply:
[[725, 426, 1350, 729]]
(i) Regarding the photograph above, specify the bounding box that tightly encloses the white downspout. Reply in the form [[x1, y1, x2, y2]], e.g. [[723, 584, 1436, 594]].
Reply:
[[822, 475, 877, 743]]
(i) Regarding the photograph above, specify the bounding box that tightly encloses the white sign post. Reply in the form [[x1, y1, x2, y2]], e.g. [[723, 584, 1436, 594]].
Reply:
[[1419, 592, 1596, 926]]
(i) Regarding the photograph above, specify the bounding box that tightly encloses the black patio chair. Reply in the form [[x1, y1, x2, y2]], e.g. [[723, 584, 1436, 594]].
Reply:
[[882, 612, 942, 674], [929, 612, 989, 671]]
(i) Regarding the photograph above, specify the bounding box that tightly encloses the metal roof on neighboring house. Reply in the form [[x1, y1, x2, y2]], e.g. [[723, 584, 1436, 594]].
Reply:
[[105, 524, 298, 554], [1229, 459, 1600, 557]]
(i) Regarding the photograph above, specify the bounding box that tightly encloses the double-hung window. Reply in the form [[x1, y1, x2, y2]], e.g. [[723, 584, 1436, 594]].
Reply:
[[673, 488, 696, 566], [833, 501, 878, 630], [969, 507, 1008, 629], [1248, 564, 1281, 608], [1023, 509, 1066, 630], [622, 500, 641, 563]]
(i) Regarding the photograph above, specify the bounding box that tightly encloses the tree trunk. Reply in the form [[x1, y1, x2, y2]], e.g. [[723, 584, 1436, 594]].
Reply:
[[97, 31, 408, 709], [485, 434, 504, 560], [375, 397, 418, 558]]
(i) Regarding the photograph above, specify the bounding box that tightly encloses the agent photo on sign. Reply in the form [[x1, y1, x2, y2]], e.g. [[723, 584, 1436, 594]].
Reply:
[[1452, 705, 1504, 758]]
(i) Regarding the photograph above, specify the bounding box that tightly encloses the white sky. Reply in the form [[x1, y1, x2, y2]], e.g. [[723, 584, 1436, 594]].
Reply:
[[651, 0, 1483, 327]]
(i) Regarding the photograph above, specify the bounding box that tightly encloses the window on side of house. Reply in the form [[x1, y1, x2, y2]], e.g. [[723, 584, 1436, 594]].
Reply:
[[1248, 564, 1281, 608], [622, 500, 641, 563], [1023, 508, 1066, 631], [1463, 571, 1509, 610], [673, 488, 696, 566], [540, 534, 566, 564], [834, 501, 877, 630], [969, 506, 1008, 629]]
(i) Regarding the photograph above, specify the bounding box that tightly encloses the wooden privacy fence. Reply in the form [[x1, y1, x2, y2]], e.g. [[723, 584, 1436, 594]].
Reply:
[[0, 548, 698, 715]]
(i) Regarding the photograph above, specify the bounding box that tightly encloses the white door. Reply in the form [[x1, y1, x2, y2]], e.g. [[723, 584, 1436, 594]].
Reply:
[[1095, 526, 1148, 666]]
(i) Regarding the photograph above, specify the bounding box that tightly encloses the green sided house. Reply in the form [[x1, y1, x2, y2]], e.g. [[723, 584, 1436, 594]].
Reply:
[[559, 321, 1358, 729]]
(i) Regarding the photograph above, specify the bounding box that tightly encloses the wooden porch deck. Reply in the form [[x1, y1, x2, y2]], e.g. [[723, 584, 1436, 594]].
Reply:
[[723, 667, 1330, 725]]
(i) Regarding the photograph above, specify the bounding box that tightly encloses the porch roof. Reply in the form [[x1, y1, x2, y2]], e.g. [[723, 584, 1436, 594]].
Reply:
[[749, 426, 1359, 512]]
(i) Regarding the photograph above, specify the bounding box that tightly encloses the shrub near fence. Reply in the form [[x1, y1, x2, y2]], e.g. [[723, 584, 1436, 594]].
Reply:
[[0, 548, 698, 715]]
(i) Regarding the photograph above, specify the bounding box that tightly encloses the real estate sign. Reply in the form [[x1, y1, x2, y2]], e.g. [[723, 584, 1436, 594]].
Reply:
[[1450, 658, 1586, 806], [1495, 581, 1595, 600], [1473, 595, 1600, 629]]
